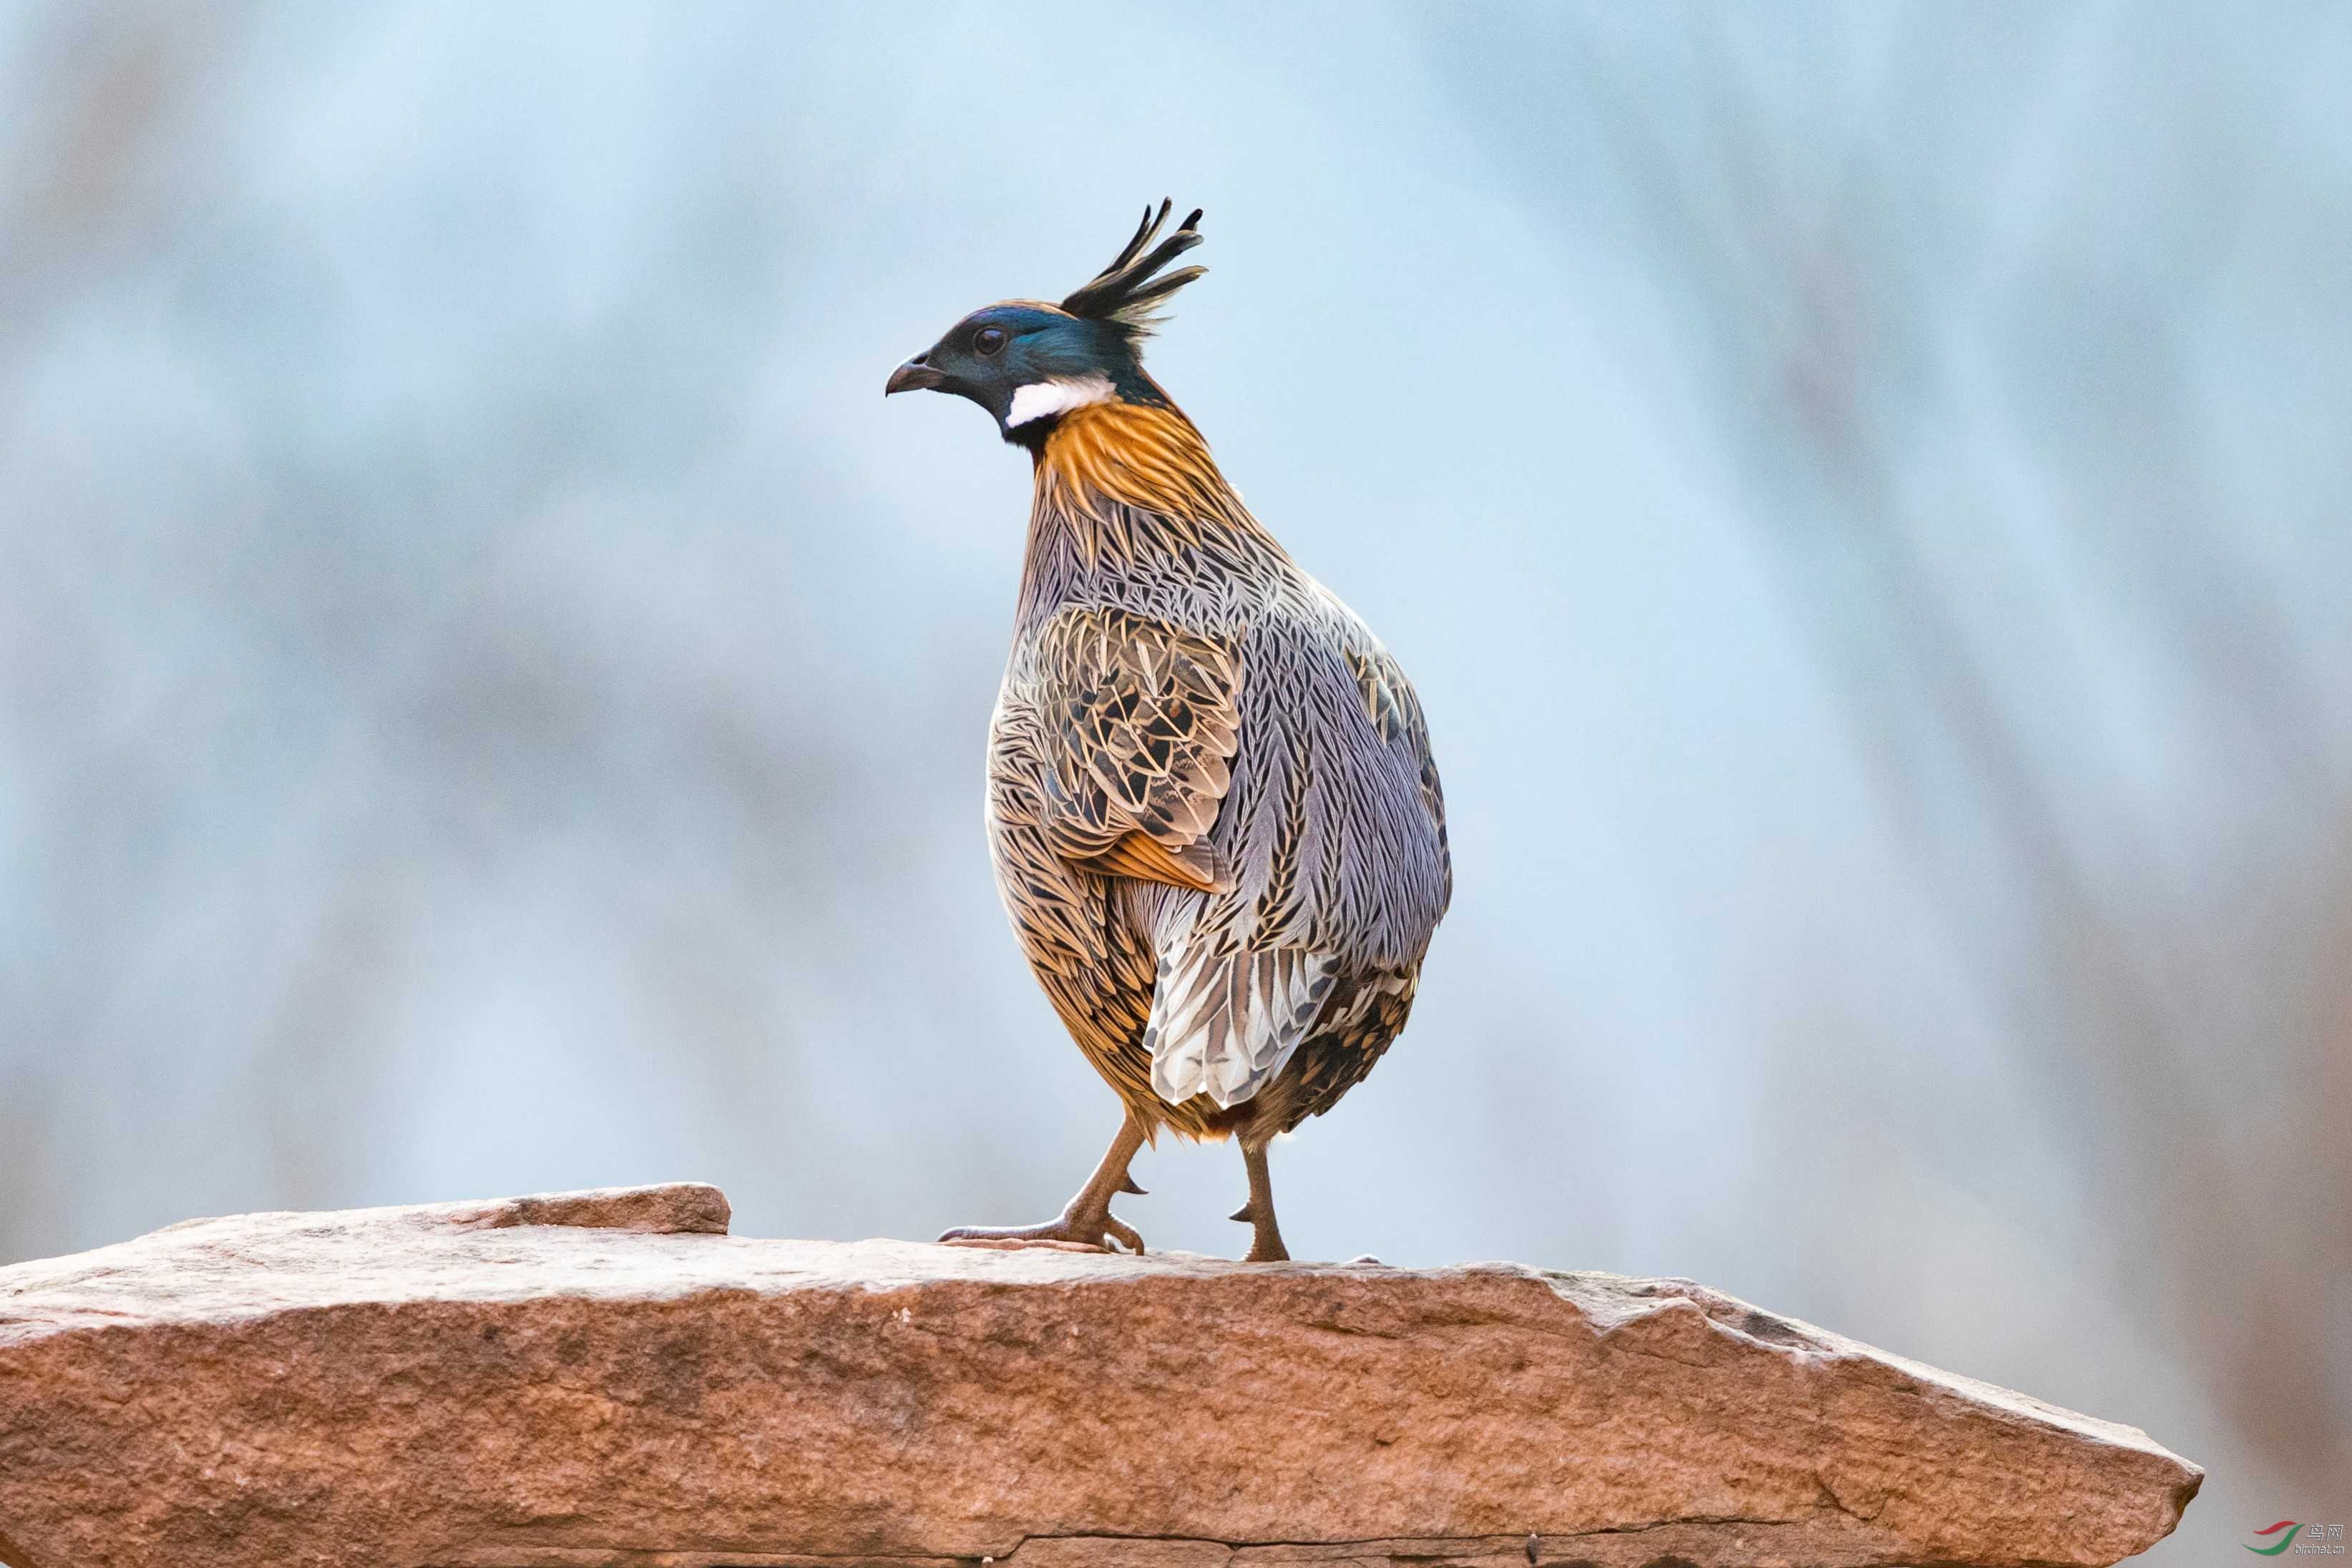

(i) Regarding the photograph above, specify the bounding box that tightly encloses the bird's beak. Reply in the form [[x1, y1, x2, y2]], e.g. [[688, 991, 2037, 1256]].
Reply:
[[885, 353, 947, 396]]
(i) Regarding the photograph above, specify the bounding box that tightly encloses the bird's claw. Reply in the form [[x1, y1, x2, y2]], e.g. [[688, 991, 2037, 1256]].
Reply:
[[1228, 1195, 1289, 1262], [937, 1211, 1144, 1255]]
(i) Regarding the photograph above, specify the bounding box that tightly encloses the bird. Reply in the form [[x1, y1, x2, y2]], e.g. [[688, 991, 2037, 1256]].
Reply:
[[884, 202, 1450, 1262]]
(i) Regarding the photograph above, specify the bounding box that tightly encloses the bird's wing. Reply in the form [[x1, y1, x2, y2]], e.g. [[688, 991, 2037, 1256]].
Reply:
[[1034, 605, 1242, 893], [1148, 607, 1450, 1112]]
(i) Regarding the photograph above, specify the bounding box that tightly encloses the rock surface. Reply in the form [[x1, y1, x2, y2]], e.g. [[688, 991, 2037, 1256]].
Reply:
[[0, 1184, 2198, 1568]]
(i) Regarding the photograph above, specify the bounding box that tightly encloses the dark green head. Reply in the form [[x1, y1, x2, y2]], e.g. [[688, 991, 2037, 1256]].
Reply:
[[887, 201, 1206, 447]]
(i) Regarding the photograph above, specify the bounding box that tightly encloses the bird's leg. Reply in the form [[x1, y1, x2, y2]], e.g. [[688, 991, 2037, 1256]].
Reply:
[[939, 1107, 1148, 1253], [1227, 1140, 1291, 1263]]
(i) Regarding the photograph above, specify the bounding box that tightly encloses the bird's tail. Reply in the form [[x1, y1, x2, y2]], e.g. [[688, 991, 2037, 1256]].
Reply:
[[1144, 916, 1337, 1109]]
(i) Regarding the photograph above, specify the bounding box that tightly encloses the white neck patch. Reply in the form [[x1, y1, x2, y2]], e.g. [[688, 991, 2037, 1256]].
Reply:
[[1005, 374, 1116, 429]]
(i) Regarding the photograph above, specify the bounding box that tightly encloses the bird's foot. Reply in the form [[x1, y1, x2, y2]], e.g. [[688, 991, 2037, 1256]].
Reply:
[[939, 1207, 1143, 1255], [1226, 1200, 1290, 1263]]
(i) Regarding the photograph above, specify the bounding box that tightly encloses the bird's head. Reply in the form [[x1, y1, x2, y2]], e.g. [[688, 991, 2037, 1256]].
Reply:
[[886, 201, 1206, 448]]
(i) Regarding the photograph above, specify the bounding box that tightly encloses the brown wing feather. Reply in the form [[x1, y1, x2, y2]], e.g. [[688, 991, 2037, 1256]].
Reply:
[[1081, 830, 1228, 893], [1036, 607, 1241, 886]]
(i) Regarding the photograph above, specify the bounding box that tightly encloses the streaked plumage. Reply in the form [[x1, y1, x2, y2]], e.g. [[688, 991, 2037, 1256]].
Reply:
[[887, 203, 1449, 1260]]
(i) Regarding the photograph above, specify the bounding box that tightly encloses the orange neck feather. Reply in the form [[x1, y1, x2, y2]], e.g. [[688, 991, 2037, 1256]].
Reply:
[[1035, 399, 1235, 521]]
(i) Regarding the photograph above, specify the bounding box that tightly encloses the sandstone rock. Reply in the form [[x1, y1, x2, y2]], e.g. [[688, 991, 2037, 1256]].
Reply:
[[0, 1184, 2199, 1568]]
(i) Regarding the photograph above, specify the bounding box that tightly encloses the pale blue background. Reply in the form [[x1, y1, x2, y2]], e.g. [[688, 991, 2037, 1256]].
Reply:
[[3, 5, 2347, 1559]]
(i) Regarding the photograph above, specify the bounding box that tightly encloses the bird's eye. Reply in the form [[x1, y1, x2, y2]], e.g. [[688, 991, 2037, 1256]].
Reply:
[[974, 326, 1007, 356]]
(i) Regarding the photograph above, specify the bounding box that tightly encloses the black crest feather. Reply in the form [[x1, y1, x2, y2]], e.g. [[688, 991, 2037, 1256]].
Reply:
[[1060, 199, 1206, 338]]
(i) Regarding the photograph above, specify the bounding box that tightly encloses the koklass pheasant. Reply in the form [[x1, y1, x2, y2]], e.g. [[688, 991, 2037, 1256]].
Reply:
[[886, 202, 1450, 1261]]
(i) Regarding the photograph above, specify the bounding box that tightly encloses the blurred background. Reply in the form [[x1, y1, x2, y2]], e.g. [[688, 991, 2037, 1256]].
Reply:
[[2, 2, 2345, 1557]]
